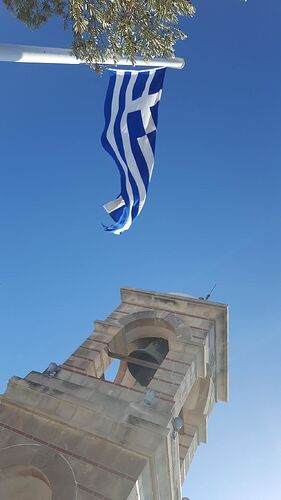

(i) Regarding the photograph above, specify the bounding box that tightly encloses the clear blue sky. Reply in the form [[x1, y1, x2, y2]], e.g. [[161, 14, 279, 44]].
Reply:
[[1, 1, 281, 499]]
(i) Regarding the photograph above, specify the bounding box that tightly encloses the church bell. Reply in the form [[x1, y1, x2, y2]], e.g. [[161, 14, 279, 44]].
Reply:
[[127, 338, 168, 386]]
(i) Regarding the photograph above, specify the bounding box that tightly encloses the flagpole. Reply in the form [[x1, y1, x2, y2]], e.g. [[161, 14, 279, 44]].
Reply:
[[0, 44, 185, 69]]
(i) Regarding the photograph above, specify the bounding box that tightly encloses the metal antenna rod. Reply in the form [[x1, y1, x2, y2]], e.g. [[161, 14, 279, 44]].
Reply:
[[205, 283, 217, 301], [198, 284, 217, 301], [0, 43, 185, 69]]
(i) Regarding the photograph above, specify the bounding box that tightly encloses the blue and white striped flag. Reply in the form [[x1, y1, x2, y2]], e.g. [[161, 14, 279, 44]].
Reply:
[[101, 68, 166, 234]]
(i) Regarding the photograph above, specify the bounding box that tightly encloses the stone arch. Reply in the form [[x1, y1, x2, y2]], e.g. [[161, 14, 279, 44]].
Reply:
[[179, 365, 216, 448], [109, 310, 186, 386], [0, 464, 52, 500], [0, 444, 77, 500], [178, 366, 216, 480], [183, 365, 215, 416]]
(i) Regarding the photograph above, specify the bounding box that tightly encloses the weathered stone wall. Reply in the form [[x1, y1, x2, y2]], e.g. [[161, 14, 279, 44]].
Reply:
[[0, 287, 228, 499]]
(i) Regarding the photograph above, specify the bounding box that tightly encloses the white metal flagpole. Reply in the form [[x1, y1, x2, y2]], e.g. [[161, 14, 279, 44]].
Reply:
[[0, 43, 185, 69]]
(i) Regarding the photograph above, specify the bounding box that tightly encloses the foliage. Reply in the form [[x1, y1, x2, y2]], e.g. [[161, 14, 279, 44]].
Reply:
[[4, 0, 195, 69]]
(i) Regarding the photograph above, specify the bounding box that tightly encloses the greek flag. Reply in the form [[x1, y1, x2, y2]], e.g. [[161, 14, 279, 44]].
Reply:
[[101, 68, 166, 234]]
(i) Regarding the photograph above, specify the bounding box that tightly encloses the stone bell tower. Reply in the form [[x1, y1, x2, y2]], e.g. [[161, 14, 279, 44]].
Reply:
[[0, 288, 228, 500]]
